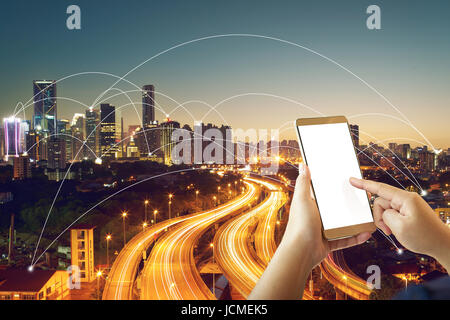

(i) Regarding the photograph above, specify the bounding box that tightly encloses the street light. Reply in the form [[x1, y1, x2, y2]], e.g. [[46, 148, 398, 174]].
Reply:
[[153, 209, 158, 225], [213, 195, 217, 207], [105, 234, 112, 267], [144, 200, 149, 222], [195, 190, 199, 206], [210, 243, 215, 297], [168, 194, 173, 219], [142, 221, 148, 231], [96, 270, 103, 300], [121, 211, 128, 247]]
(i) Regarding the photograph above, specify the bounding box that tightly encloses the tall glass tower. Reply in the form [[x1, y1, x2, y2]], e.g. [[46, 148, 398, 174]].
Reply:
[[85, 107, 99, 158], [100, 104, 117, 159], [33, 80, 57, 135], [142, 85, 155, 127]]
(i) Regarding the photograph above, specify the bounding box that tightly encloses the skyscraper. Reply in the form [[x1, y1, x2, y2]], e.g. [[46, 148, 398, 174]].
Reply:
[[85, 108, 99, 159], [100, 104, 117, 160], [3, 117, 22, 158], [33, 80, 57, 135], [47, 138, 66, 170], [57, 119, 72, 163], [160, 119, 180, 165], [13, 154, 31, 180], [71, 113, 85, 161], [142, 85, 155, 126]]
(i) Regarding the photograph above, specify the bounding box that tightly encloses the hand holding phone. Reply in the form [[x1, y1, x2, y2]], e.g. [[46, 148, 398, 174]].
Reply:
[[295, 116, 376, 239], [283, 163, 372, 269]]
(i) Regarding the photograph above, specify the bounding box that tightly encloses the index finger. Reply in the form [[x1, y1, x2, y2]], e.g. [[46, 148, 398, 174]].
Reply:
[[349, 177, 403, 201]]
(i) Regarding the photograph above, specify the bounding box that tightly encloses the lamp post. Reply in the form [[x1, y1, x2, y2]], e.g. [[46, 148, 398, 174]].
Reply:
[[144, 200, 149, 222], [142, 221, 148, 231], [96, 270, 103, 300], [195, 190, 199, 206], [121, 211, 128, 247], [213, 195, 217, 207], [168, 194, 173, 219], [105, 234, 112, 267], [210, 243, 215, 297], [153, 209, 158, 225]]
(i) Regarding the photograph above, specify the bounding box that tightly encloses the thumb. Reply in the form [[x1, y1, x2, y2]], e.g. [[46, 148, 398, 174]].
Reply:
[[381, 209, 404, 236], [294, 163, 312, 200]]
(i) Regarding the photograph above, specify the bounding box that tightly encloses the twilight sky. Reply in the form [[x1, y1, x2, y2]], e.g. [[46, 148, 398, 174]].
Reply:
[[0, 0, 449, 148]]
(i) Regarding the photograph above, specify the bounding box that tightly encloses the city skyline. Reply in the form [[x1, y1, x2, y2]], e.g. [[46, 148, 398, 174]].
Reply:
[[1, 0, 449, 304], [0, 1, 449, 148]]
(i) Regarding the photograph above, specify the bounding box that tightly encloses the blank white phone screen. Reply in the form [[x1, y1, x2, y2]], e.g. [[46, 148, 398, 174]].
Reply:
[[297, 122, 373, 230]]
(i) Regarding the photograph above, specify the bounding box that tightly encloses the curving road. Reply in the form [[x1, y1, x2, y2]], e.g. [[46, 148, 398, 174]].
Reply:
[[320, 251, 372, 300], [214, 177, 314, 300], [103, 215, 194, 300], [140, 181, 258, 300], [213, 178, 291, 298]]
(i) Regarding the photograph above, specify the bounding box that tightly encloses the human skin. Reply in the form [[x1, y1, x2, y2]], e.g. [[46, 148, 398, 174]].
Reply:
[[350, 177, 450, 273], [249, 164, 450, 300], [248, 164, 370, 300]]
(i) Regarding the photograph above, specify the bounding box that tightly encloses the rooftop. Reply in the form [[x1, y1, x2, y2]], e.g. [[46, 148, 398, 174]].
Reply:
[[69, 224, 96, 230], [0, 269, 56, 292]]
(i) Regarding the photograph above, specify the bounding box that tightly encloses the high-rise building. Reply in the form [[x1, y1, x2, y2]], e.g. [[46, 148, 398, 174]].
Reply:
[[3, 117, 23, 158], [33, 80, 57, 135], [85, 108, 99, 159], [71, 114, 85, 161], [160, 119, 180, 165], [399, 144, 411, 160], [57, 119, 72, 163], [419, 147, 435, 172], [0, 126, 4, 159], [100, 104, 117, 160], [136, 121, 160, 157], [20, 120, 30, 153], [47, 138, 66, 170], [349, 124, 359, 149], [13, 154, 31, 180], [25, 129, 37, 161], [126, 136, 139, 158], [70, 225, 96, 283], [142, 85, 155, 126]]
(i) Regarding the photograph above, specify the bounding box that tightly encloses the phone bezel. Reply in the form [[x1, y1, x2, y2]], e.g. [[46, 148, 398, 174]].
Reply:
[[295, 115, 376, 240]]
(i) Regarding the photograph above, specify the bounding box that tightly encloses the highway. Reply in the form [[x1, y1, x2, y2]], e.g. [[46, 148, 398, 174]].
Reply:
[[213, 177, 314, 299], [103, 215, 193, 300], [320, 251, 372, 300], [213, 178, 312, 299], [104, 174, 353, 301], [253, 179, 288, 266], [140, 181, 258, 300]]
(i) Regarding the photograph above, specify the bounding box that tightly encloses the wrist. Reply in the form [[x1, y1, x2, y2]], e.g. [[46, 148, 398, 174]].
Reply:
[[431, 225, 450, 271], [279, 232, 315, 270]]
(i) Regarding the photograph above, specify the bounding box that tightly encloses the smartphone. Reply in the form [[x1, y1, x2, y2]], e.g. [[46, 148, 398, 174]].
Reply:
[[295, 116, 376, 240]]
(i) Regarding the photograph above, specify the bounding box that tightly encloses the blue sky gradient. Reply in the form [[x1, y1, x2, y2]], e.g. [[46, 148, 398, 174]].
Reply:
[[0, 0, 449, 147]]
